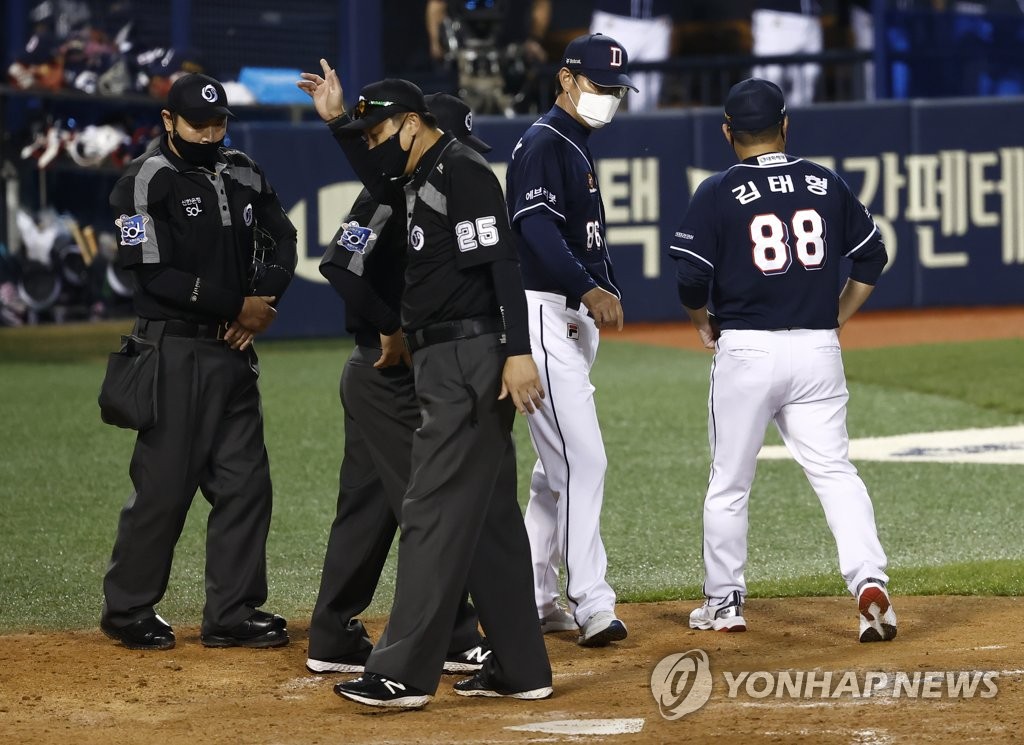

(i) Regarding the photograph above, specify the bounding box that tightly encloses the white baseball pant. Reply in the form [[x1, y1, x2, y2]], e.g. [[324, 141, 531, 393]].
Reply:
[[701, 328, 889, 602], [523, 291, 617, 624]]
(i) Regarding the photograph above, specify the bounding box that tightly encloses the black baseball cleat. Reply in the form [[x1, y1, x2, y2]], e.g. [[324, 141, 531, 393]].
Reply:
[[443, 638, 492, 673], [306, 647, 371, 674], [453, 671, 553, 700], [101, 614, 175, 650], [334, 673, 432, 709], [201, 610, 289, 648]]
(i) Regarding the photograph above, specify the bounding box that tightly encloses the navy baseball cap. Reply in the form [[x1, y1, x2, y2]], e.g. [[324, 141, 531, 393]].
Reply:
[[562, 33, 638, 92], [339, 78, 429, 132], [167, 73, 234, 120], [425, 93, 491, 154], [724, 78, 787, 132]]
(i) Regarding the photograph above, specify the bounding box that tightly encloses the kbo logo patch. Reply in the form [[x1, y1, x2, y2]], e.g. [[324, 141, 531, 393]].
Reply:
[[115, 214, 149, 245], [337, 221, 377, 254]]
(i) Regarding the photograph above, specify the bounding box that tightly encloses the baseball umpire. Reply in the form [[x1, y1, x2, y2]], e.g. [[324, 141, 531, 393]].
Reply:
[[298, 62, 550, 709], [301, 91, 495, 677], [505, 33, 634, 647], [100, 73, 297, 650], [669, 78, 897, 643]]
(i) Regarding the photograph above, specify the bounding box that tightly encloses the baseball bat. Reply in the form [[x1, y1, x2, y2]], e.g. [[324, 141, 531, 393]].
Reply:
[[67, 219, 93, 266], [83, 225, 99, 264]]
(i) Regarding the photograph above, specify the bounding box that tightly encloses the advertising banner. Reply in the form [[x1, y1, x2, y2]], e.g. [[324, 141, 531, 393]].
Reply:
[[234, 97, 1024, 338]]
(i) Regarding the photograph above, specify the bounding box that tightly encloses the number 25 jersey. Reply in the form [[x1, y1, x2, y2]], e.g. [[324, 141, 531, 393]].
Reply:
[[669, 153, 887, 330]]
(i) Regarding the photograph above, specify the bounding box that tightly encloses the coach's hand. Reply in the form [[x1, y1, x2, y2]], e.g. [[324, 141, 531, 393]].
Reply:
[[582, 287, 624, 330], [499, 354, 545, 414]]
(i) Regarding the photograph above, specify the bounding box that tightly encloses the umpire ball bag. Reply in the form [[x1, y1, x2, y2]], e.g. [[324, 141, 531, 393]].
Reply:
[[98, 334, 159, 431]]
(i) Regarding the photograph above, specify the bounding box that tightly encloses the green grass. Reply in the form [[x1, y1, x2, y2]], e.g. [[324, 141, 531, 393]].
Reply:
[[0, 323, 1021, 632]]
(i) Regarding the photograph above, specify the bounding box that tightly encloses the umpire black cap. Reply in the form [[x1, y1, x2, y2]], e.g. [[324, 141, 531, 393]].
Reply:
[[167, 73, 234, 120], [425, 93, 491, 154], [724, 78, 787, 132], [339, 78, 429, 132]]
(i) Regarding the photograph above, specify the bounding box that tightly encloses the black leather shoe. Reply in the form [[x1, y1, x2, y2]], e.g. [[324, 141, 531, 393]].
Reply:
[[101, 614, 175, 650], [201, 610, 289, 648]]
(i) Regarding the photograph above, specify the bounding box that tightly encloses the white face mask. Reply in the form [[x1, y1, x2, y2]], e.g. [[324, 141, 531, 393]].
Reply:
[[569, 77, 622, 129]]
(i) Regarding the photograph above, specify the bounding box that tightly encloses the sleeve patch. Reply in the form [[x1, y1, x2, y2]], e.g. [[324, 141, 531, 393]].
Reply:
[[337, 221, 377, 254], [115, 214, 149, 245]]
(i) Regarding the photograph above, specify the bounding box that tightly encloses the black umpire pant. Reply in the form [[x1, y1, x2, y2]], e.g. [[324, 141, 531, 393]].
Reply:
[[366, 332, 552, 694], [102, 323, 273, 632], [307, 345, 482, 659]]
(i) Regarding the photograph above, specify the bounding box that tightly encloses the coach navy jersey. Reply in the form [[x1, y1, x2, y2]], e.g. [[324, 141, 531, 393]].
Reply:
[[669, 152, 887, 330], [506, 106, 620, 301], [402, 133, 518, 331]]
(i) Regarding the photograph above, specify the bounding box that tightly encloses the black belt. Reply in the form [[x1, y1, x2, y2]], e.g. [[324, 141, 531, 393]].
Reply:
[[161, 319, 229, 339], [536, 290, 581, 311], [406, 317, 504, 353]]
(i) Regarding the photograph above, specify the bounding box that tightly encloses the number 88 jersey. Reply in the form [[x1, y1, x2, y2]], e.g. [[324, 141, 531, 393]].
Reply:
[[669, 153, 887, 330]]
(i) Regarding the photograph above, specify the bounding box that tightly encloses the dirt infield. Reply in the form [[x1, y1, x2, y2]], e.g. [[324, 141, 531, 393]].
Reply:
[[2, 307, 1021, 744], [2, 598, 1022, 744]]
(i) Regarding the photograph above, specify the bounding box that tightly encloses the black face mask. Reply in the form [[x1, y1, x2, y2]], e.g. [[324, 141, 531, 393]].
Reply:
[[373, 118, 415, 178], [171, 130, 223, 170]]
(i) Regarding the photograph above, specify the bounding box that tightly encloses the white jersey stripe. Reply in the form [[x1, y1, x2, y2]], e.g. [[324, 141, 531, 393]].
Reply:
[[669, 246, 715, 269], [533, 123, 593, 171], [512, 200, 566, 224], [845, 224, 879, 257]]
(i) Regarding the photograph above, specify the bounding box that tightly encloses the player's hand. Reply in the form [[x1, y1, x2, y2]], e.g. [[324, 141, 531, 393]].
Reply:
[[581, 287, 624, 330], [237, 295, 277, 333], [499, 354, 545, 414], [375, 330, 412, 369], [224, 321, 257, 351], [297, 58, 345, 121], [695, 322, 717, 350]]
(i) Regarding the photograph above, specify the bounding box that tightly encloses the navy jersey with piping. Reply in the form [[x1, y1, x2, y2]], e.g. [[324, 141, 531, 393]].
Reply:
[[506, 106, 619, 301], [669, 152, 886, 330], [110, 137, 297, 322]]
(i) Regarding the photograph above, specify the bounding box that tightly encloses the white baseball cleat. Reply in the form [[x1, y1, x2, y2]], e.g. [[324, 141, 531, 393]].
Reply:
[[689, 590, 747, 632], [577, 610, 628, 647], [857, 578, 897, 643], [539, 607, 577, 634]]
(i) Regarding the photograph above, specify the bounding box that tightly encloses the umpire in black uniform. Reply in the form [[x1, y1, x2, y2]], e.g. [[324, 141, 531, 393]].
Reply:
[[101, 73, 297, 650], [304, 94, 495, 676], [298, 62, 551, 708]]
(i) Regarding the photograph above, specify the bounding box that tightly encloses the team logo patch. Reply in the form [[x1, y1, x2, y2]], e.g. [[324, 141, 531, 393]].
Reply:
[[181, 197, 203, 217], [586, 172, 597, 193], [337, 221, 376, 254], [567, 322, 580, 340], [410, 225, 425, 251], [243, 203, 253, 226], [201, 84, 218, 103], [464, 111, 473, 132], [115, 214, 149, 245]]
